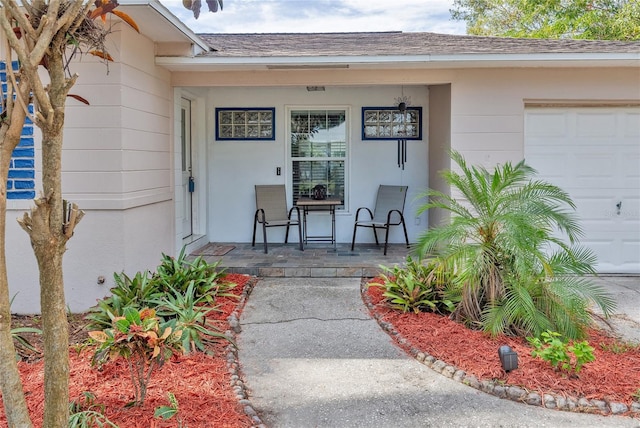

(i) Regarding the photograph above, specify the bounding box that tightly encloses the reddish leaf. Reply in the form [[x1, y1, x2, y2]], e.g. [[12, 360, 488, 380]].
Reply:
[[67, 94, 90, 105], [88, 50, 114, 62], [111, 9, 140, 33]]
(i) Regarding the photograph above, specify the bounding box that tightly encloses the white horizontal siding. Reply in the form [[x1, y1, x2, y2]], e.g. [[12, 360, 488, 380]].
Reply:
[[450, 67, 640, 167], [207, 85, 430, 243]]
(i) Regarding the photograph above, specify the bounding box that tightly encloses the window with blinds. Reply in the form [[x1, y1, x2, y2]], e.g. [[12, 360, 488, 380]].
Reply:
[[290, 109, 347, 208]]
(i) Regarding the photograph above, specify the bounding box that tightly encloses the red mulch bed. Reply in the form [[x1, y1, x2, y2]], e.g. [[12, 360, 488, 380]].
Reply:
[[0, 273, 254, 428], [5, 274, 639, 426], [364, 279, 640, 408]]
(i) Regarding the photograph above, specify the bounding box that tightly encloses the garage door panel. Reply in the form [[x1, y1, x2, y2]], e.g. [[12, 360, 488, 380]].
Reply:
[[576, 112, 617, 137], [583, 239, 619, 265], [573, 196, 619, 224], [622, 241, 640, 265], [623, 113, 640, 137], [574, 153, 616, 187], [621, 151, 640, 189], [526, 153, 569, 178], [525, 107, 640, 273], [620, 196, 640, 232], [572, 190, 638, 229]]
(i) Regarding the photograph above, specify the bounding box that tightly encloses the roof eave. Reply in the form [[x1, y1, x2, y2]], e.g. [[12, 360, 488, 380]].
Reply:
[[118, 0, 209, 53], [156, 52, 640, 71]]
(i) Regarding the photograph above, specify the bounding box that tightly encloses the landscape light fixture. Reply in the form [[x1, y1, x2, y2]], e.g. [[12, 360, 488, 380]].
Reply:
[[498, 345, 518, 372]]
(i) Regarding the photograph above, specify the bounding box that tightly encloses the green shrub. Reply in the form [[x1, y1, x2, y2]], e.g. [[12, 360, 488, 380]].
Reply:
[[86, 248, 235, 338], [376, 257, 453, 314], [155, 248, 233, 304], [527, 330, 595, 374], [89, 307, 183, 406], [68, 392, 118, 428], [11, 326, 42, 359], [9, 294, 42, 359], [151, 282, 230, 354], [154, 392, 180, 424], [414, 151, 616, 339], [85, 270, 162, 330]]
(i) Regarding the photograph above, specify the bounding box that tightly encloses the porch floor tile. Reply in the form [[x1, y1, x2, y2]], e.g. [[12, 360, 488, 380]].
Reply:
[[193, 242, 410, 278]]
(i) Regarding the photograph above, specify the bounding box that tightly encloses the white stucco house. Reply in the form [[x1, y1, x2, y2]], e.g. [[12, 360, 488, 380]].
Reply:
[[4, 0, 639, 313]]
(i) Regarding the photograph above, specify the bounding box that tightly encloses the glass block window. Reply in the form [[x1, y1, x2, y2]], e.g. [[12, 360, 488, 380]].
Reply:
[[2, 61, 35, 200], [362, 106, 422, 140], [215, 108, 275, 140], [290, 109, 347, 208]]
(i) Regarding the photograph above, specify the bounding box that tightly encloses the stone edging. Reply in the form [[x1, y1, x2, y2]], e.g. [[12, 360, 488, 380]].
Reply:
[[360, 280, 640, 417], [224, 275, 267, 428]]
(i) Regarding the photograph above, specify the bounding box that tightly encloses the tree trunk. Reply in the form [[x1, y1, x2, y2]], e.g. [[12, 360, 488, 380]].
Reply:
[[33, 209, 69, 428], [0, 117, 33, 427], [17, 46, 80, 428], [37, 61, 70, 428], [20, 133, 71, 428]]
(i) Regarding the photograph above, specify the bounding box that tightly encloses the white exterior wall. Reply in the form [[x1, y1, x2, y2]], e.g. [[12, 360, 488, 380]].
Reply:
[[206, 85, 430, 244], [449, 67, 640, 167], [193, 66, 639, 246], [7, 24, 174, 313]]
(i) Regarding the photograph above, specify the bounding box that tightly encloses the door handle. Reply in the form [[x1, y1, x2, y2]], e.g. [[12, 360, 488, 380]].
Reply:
[[188, 176, 195, 193], [616, 201, 622, 215]]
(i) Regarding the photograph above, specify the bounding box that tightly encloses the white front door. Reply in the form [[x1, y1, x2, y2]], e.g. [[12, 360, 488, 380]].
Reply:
[[525, 107, 640, 273], [181, 98, 193, 239]]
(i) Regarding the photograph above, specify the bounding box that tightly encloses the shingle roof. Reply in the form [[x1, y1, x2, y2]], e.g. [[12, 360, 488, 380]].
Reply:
[[197, 32, 640, 57]]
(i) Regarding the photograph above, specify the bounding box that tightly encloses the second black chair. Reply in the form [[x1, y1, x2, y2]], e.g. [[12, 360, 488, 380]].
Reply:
[[351, 185, 409, 255]]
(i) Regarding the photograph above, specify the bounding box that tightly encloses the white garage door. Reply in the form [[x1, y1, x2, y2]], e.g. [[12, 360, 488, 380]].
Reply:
[[524, 107, 640, 274]]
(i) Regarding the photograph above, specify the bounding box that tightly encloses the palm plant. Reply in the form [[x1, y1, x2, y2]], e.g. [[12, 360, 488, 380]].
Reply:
[[414, 151, 615, 339]]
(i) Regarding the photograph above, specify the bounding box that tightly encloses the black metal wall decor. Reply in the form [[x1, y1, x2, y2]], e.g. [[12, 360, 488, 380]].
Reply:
[[397, 100, 408, 170], [361, 99, 421, 170]]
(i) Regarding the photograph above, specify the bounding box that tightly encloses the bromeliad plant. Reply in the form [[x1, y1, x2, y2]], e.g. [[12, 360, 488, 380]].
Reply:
[[155, 247, 233, 305], [151, 282, 231, 354], [85, 270, 163, 330], [88, 307, 183, 406], [414, 151, 616, 339], [375, 256, 453, 314], [68, 391, 118, 428], [85, 246, 236, 337]]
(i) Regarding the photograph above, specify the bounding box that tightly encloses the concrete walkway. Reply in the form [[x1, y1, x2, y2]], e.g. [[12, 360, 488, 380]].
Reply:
[[237, 277, 640, 428], [592, 276, 640, 344]]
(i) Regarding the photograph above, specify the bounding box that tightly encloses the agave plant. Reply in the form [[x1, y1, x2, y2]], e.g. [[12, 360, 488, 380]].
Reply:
[[414, 150, 616, 339]]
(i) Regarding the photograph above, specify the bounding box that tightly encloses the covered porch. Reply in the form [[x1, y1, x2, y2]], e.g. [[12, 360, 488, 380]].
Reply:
[[191, 242, 411, 278]]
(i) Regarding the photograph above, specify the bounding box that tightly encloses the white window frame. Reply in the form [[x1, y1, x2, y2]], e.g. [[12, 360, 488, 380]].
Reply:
[[287, 106, 350, 211]]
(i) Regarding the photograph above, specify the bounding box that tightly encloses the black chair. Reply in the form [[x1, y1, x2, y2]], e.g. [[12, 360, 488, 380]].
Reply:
[[351, 185, 409, 255], [252, 185, 303, 254]]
